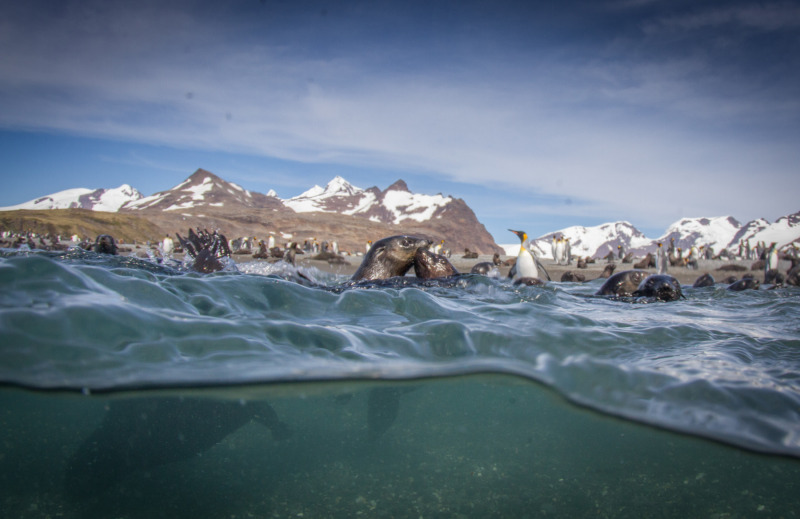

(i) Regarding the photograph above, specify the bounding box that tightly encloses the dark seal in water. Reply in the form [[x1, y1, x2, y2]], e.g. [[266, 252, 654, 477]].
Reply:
[[728, 278, 760, 291], [414, 248, 459, 279], [93, 234, 118, 255], [64, 398, 291, 497], [352, 235, 432, 281], [633, 274, 684, 301], [595, 270, 649, 297], [692, 273, 715, 288]]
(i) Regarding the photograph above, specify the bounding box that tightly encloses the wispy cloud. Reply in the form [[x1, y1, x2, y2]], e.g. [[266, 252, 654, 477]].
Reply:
[[645, 2, 800, 32], [1, 0, 798, 233]]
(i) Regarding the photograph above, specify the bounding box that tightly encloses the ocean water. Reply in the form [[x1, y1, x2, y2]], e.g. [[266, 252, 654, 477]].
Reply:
[[1, 248, 799, 518]]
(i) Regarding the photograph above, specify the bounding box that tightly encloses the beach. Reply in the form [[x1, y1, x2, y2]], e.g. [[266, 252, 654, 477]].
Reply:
[[289, 253, 764, 286]]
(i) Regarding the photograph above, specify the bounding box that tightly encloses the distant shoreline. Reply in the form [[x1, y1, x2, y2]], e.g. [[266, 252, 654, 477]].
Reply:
[[288, 254, 771, 286]]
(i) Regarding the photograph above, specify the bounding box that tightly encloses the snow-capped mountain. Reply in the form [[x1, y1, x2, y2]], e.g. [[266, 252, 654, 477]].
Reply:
[[285, 176, 454, 225], [121, 169, 283, 213], [657, 216, 742, 251], [5, 167, 797, 257], [285, 176, 374, 214], [0, 184, 142, 212], [526, 222, 652, 260], [503, 213, 800, 259], [726, 214, 800, 251]]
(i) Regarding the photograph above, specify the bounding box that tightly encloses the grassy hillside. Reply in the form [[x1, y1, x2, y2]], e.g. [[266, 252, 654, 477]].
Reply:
[[0, 209, 165, 243], [1, 207, 504, 255]]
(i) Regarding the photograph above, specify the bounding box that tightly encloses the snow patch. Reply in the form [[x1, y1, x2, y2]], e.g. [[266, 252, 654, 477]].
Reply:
[[382, 191, 451, 224]]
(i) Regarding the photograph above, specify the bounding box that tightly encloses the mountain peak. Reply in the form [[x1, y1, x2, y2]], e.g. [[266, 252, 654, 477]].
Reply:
[[385, 179, 409, 192], [0, 184, 142, 212], [122, 168, 283, 212], [325, 176, 361, 197]]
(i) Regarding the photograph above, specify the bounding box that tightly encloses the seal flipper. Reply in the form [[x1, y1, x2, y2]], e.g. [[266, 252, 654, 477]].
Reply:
[[367, 388, 402, 441], [366, 387, 417, 440], [65, 398, 288, 498], [252, 402, 292, 441]]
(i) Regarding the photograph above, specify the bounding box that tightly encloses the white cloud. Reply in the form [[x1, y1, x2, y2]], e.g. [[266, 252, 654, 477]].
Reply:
[[1, 1, 798, 231]]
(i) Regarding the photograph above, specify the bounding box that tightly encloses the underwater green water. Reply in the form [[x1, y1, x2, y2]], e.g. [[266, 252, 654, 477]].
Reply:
[[2, 379, 799, 518]]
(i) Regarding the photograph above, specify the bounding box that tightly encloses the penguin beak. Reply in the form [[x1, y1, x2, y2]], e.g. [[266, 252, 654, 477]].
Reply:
[[508, 229, 526, 241]]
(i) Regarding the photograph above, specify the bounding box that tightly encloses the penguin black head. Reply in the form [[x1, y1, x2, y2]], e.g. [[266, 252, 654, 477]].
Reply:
[[508, 229, 527, 242]]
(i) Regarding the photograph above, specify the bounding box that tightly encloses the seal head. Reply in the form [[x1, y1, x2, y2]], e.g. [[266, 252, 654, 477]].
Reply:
[[414, 248, 459, 279], [633, 274, 684, 301], [595, 269, 649, 297], [93, 234, 118, 255], [351, 235, 432, 281], [692, 273, 715, 288], [728, 278, 760, 291]]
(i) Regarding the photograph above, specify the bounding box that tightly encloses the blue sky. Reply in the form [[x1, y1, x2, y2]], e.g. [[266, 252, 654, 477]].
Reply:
[[1, 0, 798, 243]]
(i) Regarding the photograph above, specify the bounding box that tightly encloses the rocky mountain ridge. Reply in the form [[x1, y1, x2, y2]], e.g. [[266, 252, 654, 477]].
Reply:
[[3, 169, 798, 258], [0, 184, 143, 212], [525, 214, 800, 260], [0, 169, 500, 254]]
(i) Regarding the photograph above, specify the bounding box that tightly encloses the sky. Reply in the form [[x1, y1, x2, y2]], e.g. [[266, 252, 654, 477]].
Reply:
[[1, 0, 799, 243]]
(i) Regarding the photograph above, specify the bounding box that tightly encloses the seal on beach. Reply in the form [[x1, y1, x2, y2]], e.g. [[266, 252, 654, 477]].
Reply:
[[93, 234, 118, 255], [597, 263, 617, 279], [633, 274, 684, 301], [595, 269, 649, 297], [414, 248, 459, 279], [692, 273, 715, 288], [717, 264, 747, 272], [633, 253, 655, 269], [351, 235, 433, 281]]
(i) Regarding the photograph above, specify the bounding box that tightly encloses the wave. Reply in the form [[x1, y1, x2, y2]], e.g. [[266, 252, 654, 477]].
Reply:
[[1, 249, 799, 457]]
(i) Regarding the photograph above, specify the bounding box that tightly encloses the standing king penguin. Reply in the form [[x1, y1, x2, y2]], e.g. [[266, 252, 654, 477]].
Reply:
[[508, 229, 550, 283]]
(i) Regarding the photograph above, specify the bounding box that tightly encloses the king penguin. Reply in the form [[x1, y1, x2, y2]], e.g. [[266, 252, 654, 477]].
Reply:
[[656, 242, 667, 275], [508, 229, 550, 282]]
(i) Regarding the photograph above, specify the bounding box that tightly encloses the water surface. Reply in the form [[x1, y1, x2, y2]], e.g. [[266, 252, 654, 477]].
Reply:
[[1, 249, 798, 517]]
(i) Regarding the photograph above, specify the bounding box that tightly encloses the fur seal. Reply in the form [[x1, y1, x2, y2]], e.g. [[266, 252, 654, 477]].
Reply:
[[787, 265, 800, 287], [65, 398, 291, 497], [414, 248, 459, 279], [470, 261, 496, 275], [633, 274, 684, 301], [513, 277, 546, 286], [93, 234, 118, 255], [717, 264, 747, 272], [597, 263, 617, 279], [561, 271, 586, 282], [176, 228, 231, 273], [764, 269, 785, 285], [351, 235, 432, 281], [692, 273, 715, 288], [633, 253, 655, 269], [728, 278, 760, 291], [595, 269, 649, 297]]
